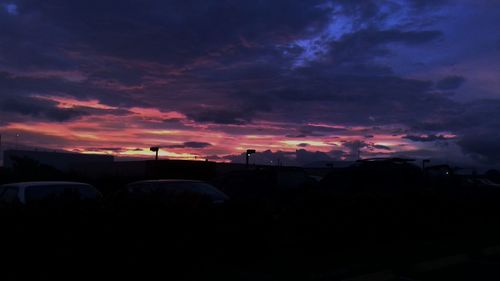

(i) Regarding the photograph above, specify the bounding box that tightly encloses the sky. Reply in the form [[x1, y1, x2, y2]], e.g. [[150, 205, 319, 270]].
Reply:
[[0, 0, 499, 168]]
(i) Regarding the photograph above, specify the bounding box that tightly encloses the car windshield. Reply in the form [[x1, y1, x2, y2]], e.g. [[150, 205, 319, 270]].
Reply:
[[130, 182, 227, 202], [25, 184, 98, 203], [0, 186, 18, 204]]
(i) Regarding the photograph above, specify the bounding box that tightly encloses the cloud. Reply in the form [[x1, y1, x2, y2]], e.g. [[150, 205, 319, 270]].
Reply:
[[0, 1, 447, 130], [323, 28, 442, 65], [0, 96, 89, 122], [410, 0, 449, 9], [186, 109, 251, 125], [4, 3, 18, 15], [342, 140, 367, 156], [373, 144, 391, 150], [15, 0, 332, 65], [164, 141, 212, 149], [296, 149, 337, 164], [436, 75, 466, 90], [341, 140, 393, 159], [0, 71, 145, 110], [403, 134, 453, 142], [296, 124, 347, 137], [82, 147, 126, 153], [458, 131, 500, 164], [0, 0, 498, 169]]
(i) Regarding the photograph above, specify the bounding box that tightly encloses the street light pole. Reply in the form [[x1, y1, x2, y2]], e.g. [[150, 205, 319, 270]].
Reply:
[[246, 149, 256, 168], [150, 147, 159, 161]]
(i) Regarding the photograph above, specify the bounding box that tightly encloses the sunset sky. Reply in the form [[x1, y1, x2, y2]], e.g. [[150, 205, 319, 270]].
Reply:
[[0, 0, 499, 167]]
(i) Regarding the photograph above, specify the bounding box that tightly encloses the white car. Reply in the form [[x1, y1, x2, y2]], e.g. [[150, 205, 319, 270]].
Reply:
[[0, 181, 102, 206]]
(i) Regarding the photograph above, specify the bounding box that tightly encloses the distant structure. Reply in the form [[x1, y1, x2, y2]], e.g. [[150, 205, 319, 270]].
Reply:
[[3, 149, 114, 172], [111, 159, 217, 180], [246, 149, 256, 168]]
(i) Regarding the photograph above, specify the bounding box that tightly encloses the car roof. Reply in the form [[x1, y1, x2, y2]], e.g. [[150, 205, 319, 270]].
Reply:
[[0, 181, 92, 188], [127, 179, 204, 185]]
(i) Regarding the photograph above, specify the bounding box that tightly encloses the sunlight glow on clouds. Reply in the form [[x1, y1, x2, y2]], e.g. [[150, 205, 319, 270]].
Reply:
[[33, 95, 118, 110], [0, 0, 499, 167], [3, 3, 17, 15]]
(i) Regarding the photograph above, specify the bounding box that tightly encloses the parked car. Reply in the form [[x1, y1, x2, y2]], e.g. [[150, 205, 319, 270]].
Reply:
[[0, 181, 102, 208], [321, 158, 423, 191], [113, 179, 229, 210], [218, 167, 317, 201]]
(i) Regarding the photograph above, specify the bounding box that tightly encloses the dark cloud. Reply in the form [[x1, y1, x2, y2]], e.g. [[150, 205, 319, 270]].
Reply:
[[436, 76, 466, 90], [15, 0, 332, 65], [296, 149, 336, 164], [459, 131, 500, 164], [186, 109, 251, 125], [0, 96, 88, 122], [0, 71, 145, 109], [373, 144, 391, 150], [408, 98, 500, 167], [342, 140, 367, 157], [286, 134, 308, 138], [403, 134, 453, 142], [297, 124, 346, 137], [410, 0, 449, 9], [183, 142, 212, 148], [0, 3, 72, 70], [342, 140, 392, 159], [164, 141, 212, 149], [412, 99, 500, 134], [324, 28, 442, 65], [253, 35, 446, 126], [83, 147, 126, 152], [263, 69, 441, 128], [347, 29, 442, 45]]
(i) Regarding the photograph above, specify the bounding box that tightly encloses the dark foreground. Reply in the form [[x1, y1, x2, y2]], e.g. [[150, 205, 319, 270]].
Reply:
[[2, 184, 500, 281]]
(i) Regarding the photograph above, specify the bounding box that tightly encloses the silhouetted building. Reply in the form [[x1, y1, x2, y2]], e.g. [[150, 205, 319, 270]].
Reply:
[[109, 159, 217, 181], [320, 157, 423, 191], [3, 149, 114, 172]]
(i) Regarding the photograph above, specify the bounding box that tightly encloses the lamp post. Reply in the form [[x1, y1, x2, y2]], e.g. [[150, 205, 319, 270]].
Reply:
[[246, 149, 256, 168], [150, 146, 160, 161]]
